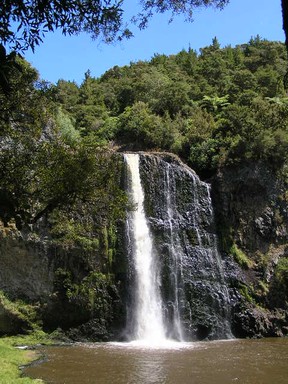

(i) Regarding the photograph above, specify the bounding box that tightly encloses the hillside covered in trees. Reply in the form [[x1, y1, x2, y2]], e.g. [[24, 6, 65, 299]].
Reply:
[[1, 37, 288, 339], [54, 36, 288, 176]]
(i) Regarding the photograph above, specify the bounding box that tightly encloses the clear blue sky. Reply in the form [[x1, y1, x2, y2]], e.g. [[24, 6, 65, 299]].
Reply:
[[24, 0, 284, 85]]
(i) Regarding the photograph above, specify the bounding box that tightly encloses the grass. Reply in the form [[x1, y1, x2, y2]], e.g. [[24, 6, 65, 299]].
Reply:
[[230, 243, 254, 269], [0, 331, 55, 384]]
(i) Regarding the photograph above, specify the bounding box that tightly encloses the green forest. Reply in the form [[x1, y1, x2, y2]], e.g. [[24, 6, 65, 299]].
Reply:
[[1, 36, 288, 343], [1, 37, 287, 232], [54, 36, 288, 181]]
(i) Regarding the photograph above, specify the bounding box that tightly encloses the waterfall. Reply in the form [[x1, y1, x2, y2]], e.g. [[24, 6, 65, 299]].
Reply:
[[125, 153, 167, 342], [124, 152, 232, 342], [164, 164, 184, 341]]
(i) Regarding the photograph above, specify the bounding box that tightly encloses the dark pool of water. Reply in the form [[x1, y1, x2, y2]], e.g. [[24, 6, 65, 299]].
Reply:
[[25, 338, 288, 384]]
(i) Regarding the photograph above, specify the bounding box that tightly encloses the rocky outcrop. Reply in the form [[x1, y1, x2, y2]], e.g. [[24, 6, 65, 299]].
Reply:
[[212, 162, 288, 254], [212, 161, 288, 337], [0, 299, 31, 335], [0, 222, 54, 302], [0, 216, 126, 339], [126, 154, 288, 339], [137, 153, 232, 340]]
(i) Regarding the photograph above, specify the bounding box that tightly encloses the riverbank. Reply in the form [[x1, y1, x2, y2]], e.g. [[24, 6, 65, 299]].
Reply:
[[0, 331, 58, 383]]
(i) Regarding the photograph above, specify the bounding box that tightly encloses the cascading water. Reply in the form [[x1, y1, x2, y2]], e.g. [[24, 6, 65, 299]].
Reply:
[[124, 152, 232, 342], [125, 153, 167, 342], [164, 164, 184, 341]]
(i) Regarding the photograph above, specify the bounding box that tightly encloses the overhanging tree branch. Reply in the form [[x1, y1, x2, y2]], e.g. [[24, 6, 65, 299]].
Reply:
[[0, 0, 131, 52]]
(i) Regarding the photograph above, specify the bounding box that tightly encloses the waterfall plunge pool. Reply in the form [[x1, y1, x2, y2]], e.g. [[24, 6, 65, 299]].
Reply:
[[24, 338, 288, 384]]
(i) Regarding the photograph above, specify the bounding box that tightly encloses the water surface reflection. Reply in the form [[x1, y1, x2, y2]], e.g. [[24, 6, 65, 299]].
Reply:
[[25, 338, 288, 384]]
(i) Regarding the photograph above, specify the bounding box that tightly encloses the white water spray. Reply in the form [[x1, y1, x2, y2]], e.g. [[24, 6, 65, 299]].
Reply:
[[125, 153, 167, 343]]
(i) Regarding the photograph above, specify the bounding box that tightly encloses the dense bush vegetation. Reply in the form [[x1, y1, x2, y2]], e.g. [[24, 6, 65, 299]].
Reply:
[[0, 56, 128, 231], [51, 37, 288, 177], [1, 36, 287, 228]]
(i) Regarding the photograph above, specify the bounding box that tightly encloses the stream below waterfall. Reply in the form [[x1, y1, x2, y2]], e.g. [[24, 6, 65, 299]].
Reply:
[[25, 338, 288, 384]]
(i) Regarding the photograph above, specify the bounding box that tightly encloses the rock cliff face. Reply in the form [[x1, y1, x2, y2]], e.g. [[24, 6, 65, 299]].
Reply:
[[0, 216, 127, 340], [212, 162, 288, 337], [0, 224, 54, 302], [136, 153, 231, 340], [213, 163, 288, 255], [0, 154, 287, 340]]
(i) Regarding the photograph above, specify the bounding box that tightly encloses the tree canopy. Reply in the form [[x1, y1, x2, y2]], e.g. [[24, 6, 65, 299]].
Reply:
[[51, 37, 288, 175], [0, 0, 132, 52]]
